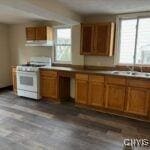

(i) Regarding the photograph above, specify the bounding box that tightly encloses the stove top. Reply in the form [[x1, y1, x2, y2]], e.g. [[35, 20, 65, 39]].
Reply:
[[17, 57, 51, 72], [17, 64, 46, 72], [20, 64, 45, 67]]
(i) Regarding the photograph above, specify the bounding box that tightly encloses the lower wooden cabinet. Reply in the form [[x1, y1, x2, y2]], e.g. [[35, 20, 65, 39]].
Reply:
[[75, 74, 150, 121], [126, 87, 150, 116], [75, 74, 88, 105], [88, 75, 105, 107], [75, 74, 105, 107], [105, 85, 126, 111], [12, 67, 17, 94], [40, 70, 58, 99], [39, 70, 150, 121], [105, 76, 126, 111]]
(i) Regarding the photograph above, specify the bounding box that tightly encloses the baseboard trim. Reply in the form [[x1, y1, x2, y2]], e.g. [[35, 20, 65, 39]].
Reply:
[[0, 85, 13, 91]]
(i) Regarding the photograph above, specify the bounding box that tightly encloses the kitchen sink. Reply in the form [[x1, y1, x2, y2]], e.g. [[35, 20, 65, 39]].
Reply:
[[111, 71, 150, 77]]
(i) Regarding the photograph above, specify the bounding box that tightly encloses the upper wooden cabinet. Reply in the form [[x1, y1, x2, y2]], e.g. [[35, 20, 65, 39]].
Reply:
[[80, 22, 115, 56], [94, 23, 115, 56], [26, 27, 36, 41], [26, 26, 52, 41], [36, 26, 52, 40], [80, 24, 94, 54]]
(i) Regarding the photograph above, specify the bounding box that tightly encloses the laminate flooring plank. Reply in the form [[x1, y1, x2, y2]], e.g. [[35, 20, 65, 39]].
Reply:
[[0, 90, 149, 150]]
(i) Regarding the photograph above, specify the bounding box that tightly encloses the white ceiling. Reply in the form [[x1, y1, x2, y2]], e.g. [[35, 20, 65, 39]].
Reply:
[[0, 5, 46, 24], [0, 0, 81, 25], [56, 0, 150, 15], [0, 0, 150, 24]]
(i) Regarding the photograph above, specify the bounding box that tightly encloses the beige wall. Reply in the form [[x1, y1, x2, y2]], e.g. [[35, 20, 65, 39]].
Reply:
[[0, 24, 11, 88], [70, 25, 84, 97], [9, 24, 52, 66], [71, 25, 84, 65], [8, 23, 84, 66], [8, 16, 117, 67], [4, 16, 117, 97], [8, 23, 84, 98], [70, 15, 117, 98]]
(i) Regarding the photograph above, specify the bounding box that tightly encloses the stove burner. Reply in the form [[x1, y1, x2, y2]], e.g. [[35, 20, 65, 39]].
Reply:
[[20, 64, 45, 67]]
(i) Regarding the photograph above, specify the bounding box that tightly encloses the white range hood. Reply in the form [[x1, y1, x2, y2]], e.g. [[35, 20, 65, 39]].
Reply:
[[25, 40, 53, 47]]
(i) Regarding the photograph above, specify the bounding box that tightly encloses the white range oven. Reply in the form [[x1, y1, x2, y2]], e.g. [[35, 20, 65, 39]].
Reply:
[[16, 57, 51, 100], [17, 71, 40, 99]]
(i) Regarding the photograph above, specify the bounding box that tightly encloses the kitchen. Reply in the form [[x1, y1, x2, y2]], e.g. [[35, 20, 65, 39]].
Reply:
[[0, 0, 150, 149]]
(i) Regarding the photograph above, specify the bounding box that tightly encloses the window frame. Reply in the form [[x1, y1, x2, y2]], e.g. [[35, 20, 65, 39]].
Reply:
[[54, 26, 72, 64], [116, 13, 150, 67]]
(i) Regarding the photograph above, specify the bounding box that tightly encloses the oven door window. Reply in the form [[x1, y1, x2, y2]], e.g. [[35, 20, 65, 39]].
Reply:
[[20, 76, 33, 86], [17, 72, 38, 92]]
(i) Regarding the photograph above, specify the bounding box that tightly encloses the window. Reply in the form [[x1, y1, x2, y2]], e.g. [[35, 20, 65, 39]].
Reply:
[[118, 17, 150, 65], [54, 28, 72, 63]]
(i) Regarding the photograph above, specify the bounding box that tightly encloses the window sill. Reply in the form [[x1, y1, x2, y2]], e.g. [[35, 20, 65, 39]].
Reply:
[[52, 61, 72, 67]]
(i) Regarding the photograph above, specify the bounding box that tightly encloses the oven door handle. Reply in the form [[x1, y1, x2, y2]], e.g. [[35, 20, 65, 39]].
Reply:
[[16, 71, 38, 76]]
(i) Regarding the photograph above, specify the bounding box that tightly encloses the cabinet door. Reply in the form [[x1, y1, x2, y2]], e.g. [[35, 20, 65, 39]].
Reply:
[[88, 75, 105, 107], [26, 27, 36, 41], [12, 68, 17, 94], [75, 74, 88, 105], [105, 85, 126, 111], [75, 79, 88, 105], [126, 87, 150, 116], [36, 27, 47, 40], [94, 23, 114, 56], [80, 24, 94, 54], [40, 76, 58, 99]]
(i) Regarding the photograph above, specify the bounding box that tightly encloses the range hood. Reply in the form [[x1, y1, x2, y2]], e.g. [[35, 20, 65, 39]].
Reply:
[[25, 40, 53, 47]]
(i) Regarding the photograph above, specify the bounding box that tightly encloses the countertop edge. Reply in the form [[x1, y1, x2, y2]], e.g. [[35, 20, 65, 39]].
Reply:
[[40, 67, 150, 80]]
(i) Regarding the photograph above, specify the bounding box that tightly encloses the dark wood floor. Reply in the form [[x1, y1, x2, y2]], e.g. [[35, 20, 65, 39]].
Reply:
[[0, 90, 149, 150]]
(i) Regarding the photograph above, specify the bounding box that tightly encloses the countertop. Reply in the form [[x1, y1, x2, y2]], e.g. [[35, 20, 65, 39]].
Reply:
[[40, 66, 150, 80]]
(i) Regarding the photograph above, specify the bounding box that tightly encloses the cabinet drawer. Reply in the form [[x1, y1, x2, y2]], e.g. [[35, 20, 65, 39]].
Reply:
[[58, 71, 75, 78], [76, 74, 88, 81], [127, 79, 150, 89], [89, 75, 104, 83], [40, 70, 57, 77], [106, 76, 126, 85]]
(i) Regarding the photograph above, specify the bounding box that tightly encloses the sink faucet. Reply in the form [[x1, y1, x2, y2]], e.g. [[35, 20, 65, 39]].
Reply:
[[127, 64, 143, 73], [140, 65, 143, 73], [126, 53, 136, 73], [127, 65, 135, 72]]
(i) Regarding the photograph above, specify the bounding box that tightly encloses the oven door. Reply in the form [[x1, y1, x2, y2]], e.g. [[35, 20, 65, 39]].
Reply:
[[17, 71, 39, 92]]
